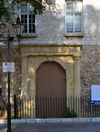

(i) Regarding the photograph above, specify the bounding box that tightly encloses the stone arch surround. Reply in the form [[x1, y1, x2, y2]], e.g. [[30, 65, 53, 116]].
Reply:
[[20, 44, 82, 117]]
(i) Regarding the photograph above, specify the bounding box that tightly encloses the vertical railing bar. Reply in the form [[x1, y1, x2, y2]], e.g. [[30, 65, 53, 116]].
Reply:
[[25, 97, 26, 118], [55, 96, 57, 117], [36, 96, 37, 118], [45, 96, 47, 118], [43, 96, 44, 118], [79, 97, 82, 117], [71, 96, 72, 117], [38, 96, 39, 118], [50, 96, 52, 118], [61, 96, 62, 118], [88, 96, 90, 117], [73, 96, 74, 118], [29, 96, 32, 118], [47, 96, 49, 118], [37, 96, 39, 118], [77, 96, 78, 117], [83, 96, 85, 117], [58, 96, 59, 118], [76, 96, 77, 118], [84, 96, 85, 117], [81, 96, 82, 117], [41, 96, 43, 118], [63, 96, 65, 118], [53, 96, 54, 117], [21, 97, 23, 118], [90, 96, 91, 117], [68, 96, 69, 117], [16, 95, 18, 119], [19, 97, 21, 119]]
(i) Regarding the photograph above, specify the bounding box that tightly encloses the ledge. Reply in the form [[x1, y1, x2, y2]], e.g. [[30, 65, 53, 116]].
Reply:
[[64, 33, 84, 37], [20, 42, 83, 46], [21, 33, 38, 38]]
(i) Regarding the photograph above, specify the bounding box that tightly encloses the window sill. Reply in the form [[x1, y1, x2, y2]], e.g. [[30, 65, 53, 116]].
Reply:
[[64, 33, 84, 37], [21, 33, 38, 38]]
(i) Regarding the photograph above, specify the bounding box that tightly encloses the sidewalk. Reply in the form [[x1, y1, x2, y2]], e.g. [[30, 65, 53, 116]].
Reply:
[[1, 122, 100, 132]]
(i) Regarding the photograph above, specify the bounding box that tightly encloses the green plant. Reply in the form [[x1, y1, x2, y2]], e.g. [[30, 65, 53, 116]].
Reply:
[[62, 107, 78, 118], [11, 115, 20, 119], [42, 116, 48, 118]]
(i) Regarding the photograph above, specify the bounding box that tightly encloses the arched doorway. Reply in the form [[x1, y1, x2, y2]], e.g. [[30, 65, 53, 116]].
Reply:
[[36, 61, 66, 118]]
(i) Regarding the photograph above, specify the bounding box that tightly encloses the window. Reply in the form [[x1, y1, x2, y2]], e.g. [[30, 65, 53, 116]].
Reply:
[[20, 3, 35, 33], [66, 0, 82, 33]]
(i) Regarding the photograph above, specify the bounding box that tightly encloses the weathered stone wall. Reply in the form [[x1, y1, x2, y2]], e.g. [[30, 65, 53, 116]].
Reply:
[[1, 0, 100, 118], [0, 45, 21, 102], [1, 0, 100, 98], [81, 45, 100, 96], [1, 0, 100, 46], [21, 0, 100, 46]]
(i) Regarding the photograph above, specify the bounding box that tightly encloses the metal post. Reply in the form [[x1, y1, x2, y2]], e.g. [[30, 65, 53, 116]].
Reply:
[[91, 100, 92, 122], [7, 29, 12, 132], [14, 95, 17, 119]]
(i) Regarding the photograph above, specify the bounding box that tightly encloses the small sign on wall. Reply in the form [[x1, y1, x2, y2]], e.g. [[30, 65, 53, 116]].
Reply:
[[91, 85, 100, 105], [2, 62, 15, 72]]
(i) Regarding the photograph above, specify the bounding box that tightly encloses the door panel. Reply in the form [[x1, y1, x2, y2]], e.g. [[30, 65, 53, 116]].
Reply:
[[36, 62, 66, 118]]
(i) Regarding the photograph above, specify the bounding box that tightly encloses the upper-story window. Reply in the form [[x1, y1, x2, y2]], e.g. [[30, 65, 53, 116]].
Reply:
[[66, 0, 82, 33], [20, 3, 35, 34]]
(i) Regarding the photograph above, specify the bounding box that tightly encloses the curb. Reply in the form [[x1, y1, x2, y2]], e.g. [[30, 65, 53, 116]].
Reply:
[[0, 118, 100, 124]]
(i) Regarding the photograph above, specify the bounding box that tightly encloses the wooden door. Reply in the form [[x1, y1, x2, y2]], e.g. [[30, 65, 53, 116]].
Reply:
[[36, 62, 66, 118]]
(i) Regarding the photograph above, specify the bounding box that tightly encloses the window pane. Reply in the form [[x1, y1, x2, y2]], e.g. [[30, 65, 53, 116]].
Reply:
[[74, 2, 82, 11], [66, 14, 73, 32], [29, 15, 35, 33], [28, 4, 33, 13], [21, 15, 27, 33], [29, 24, 35, 33], [21, 4, 27, 13], [66, 2, 73, 11], [75, 14, 81, 32]]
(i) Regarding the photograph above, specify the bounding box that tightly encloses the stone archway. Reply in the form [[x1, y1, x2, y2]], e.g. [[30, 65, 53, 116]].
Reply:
[[21, 44, 82, 118], [36, 61, 66, 118]]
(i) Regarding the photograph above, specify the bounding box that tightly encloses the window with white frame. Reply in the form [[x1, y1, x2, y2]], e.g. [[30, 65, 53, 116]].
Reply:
[[20, 3, 35, 33], [66, 0, 82, 33]]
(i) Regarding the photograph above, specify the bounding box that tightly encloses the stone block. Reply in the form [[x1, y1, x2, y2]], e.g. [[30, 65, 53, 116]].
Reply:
[[27, 119, 36, 123], [11, 119, 21, 123], [36, 119, 46, 123], [80, 118, 88, 122], [47, 118, 57, 123], [73, 118, 80, 122], [95, 118, 100, 122], [0, 119, 7, 124], [62, 118, 73, 122]]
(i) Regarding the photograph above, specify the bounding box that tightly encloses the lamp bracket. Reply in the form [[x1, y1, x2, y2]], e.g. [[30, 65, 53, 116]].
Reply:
[[8, 36, 14, 41]]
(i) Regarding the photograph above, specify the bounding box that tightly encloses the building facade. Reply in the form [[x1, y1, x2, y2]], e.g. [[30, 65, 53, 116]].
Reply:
[[0, 0, 100, 117]]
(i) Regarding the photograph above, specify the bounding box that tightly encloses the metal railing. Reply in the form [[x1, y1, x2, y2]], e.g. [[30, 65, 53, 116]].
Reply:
[[13, 96, 100, 119]]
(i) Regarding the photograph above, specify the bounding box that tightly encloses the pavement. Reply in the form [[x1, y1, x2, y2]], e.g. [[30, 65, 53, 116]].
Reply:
[[1, 122, 100, 132]]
